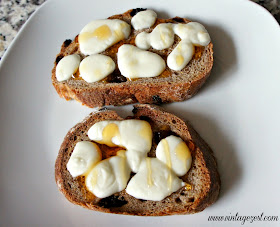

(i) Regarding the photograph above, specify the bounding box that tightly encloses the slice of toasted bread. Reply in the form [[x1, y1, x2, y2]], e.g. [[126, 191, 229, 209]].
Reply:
[[55, 104, 220, 216], [51, 9, 213, 108]]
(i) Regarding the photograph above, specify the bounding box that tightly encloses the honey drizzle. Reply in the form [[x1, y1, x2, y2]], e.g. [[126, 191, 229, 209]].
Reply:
[[101, 123, 120, 147], [139, 121, 152, 148], [174, 141, 191, 164], [117, 150, 127, 186], [162, 139, 172, 189], [146, 158, 153, 186], [79, 25, 112, 42]]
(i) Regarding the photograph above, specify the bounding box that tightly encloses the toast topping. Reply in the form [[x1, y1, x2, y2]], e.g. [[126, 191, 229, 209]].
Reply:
[[66, 141, 102, 177], [55, 10, 212, 85], [135, 22, 210, 70], [174, 22, 210, 46], [156, 135, 192, 176], [85, 150, 131, 198], [101, 123, 120, 147], [78, 19, 131, 55], [92, 25, 112, 40], [117, 44, 166, 79], [125, 149, 147, 172], [126, 158, 185, 201], [67, 119, 193, 201], [79, 54, 115, 83], [55, 54, 80, 81], [131, 9, 157, 30], [167, 40, 194, 70], [88, 119, 152, 151], [135, 23, 175, 50]]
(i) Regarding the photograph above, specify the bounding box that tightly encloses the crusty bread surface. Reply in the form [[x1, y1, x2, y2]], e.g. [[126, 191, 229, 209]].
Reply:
[[51, 9, 214, 108], [55, 104, 220, 216]]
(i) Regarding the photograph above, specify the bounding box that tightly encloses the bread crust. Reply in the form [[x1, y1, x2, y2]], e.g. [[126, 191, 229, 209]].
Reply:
[[55, 104, 220, 216], [51, 9, 214, 108]]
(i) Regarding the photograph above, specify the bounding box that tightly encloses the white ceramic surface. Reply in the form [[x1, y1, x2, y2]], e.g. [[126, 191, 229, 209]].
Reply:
[[0, 0, 280, 226]]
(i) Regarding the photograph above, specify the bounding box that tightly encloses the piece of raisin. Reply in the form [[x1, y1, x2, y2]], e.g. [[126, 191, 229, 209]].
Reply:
[[139, 116, 151, 122], [132, 107, 138, 114], [152, 95, 163, 104], [63, 39, 72, 47], [188, 197, 195, 202], [107, 73, 127, 83], [172, 17, 185, 23], [130, 8, 147, 17], [98, 195, 128, 208], [153, 130, 176, 144], [55, 55, 63, 64]]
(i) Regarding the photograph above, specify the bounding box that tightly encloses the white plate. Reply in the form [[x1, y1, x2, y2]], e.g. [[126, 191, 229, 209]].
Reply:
[[1, 0, 280, 226]]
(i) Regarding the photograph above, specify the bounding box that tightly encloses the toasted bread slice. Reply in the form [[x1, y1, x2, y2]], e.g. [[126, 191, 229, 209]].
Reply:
[[55, 104, 220, 215], [51, 9, 213, 108]]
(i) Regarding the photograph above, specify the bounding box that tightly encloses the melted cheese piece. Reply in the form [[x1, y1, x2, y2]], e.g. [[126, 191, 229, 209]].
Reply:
[[131, 10, 157, 30], [78, 19, 131, 55], [67, 141, 102, 177], [79, 54, 115, 83], [135, 23, 174, 50], [125, 149, 147, 173], [126, 158, 185, 201], [174, 22, 210, 46], [156, 135, 192, 176], [85, 150, 131, 198], [117, 44, 166, 79], [55, 54, 80, 81], [135, 21, 210, 71], [167, 41, 194, 71], [88, 119, 152, 151]]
